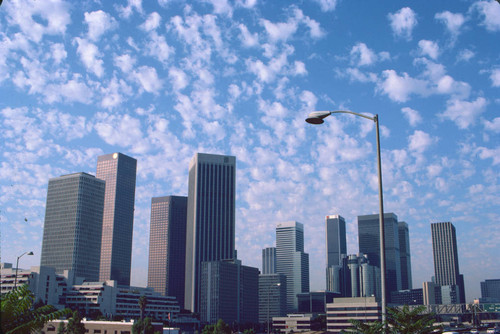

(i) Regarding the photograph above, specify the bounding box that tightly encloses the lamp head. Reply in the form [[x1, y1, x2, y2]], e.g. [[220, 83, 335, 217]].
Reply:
[[27, 251, 34, 256], [305, 111, 331, 124]]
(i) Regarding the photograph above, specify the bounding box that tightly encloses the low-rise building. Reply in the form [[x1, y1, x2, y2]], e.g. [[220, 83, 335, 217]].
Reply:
[[326, 296, 381, 333], [272, 314, 313, 333]]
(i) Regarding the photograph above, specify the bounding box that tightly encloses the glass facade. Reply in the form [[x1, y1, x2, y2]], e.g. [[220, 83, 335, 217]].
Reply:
[[40, 172, 105, 281], [276, 221, 310, 313], [147, 196, 187, 309], [97, 152, 137, 286], [358, 213, 402, 302], [262, 247, 277, 275], [398, 221, 413, 290], [185, 153, 236, 313]]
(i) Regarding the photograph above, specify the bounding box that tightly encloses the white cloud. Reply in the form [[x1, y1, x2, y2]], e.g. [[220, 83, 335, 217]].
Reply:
[[377, 69, 428, 102], [350, 43, 377, 67], [477, 146, 500, 165], [5, 0, 71, 42], [133, 66, 163, 94], [457, 49, 475, 62], [418, 40, 440, 60], [114, 54, 136, 73], [313, 0, 338, 12], [440, 97, 487, 129], [345, 68, 378, 83], [169, 67, 189, 91], [235, 0, 257, 9], [74, 38, 104, 77], [246, 47, 293, 83], [116, 0, 144, 19], [260, 18, 298, 42], [483, 117, 500, 133], [408, 130, 434, 153], [84, 10, 117, 41], [490, 68, 500, 87], [388, 7, 418, 40], [140, 12, 161, 31], [145, 32, 174, 64], [472, 0, 500, 32], [401, 107, 422, 127], [203, 0, 233, 17], [57, 77, 94, 104], [100, 77, 132, 109], [50, 43, 67, 64], [238, 24, 259, 48], [435, 11, 465, 36], [94, 113, 146, 149]]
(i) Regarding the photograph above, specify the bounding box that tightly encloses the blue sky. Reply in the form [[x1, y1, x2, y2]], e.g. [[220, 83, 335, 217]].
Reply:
[[1, 0, 499, 302]]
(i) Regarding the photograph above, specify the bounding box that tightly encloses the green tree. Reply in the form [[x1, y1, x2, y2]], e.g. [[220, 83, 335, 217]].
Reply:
[[345, 319, 385, 334], [385, 305, 440, 334], [243, 328, 256, 334], [1, 284, 70, 334], [57, 321, 66, 334], [132, 317, 154, 334], [66, 310, 86, 334], [202, 319, 231, 334]]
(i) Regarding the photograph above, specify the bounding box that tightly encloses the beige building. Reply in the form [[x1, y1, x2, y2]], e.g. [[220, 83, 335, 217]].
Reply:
[[326, 297, 381, 333], [41, 320, 163, 334]]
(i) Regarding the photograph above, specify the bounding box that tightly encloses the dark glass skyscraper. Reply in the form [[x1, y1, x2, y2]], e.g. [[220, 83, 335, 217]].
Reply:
[[431, 222, 465, 303], [184, 153, 236, 313], [276, 221, 309, 312], [40, 173, 105, 281], [398, 221, 412, 290], [358, 213, 401, 301], [147, 196, 187, 309], [326, 215, 347, 267], [97, 152, 137, 286]]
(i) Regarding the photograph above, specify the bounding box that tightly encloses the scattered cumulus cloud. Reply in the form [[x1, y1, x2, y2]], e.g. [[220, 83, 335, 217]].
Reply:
[[472, 0, 500, 32], [490, 68, 500, 87], [483, 117, 500, 133], [388, 7, 418, 40], [435, 11, 465, 37], [440, 97, 487, 129], [74, 37, 105, 77], [350, 43, 377, 67], [313, 0, 338, 12], [401, 107, 422, 127], [457, 49, 475, 62], [418, 40, 440, 60], [408, 130, 434, 153], [84, 10, 117, 41], [140, 12, 162, 31], [377, 69, 428, 102]]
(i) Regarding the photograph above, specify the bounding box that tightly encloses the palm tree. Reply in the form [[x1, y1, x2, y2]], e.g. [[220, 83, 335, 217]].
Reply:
[[1, 285, 70, 334], [345, 319, 385, 334], [138, 295, 147, 320]]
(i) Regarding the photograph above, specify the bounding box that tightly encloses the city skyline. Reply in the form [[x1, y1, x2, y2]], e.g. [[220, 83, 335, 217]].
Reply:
[[1, 0, 499, 303]]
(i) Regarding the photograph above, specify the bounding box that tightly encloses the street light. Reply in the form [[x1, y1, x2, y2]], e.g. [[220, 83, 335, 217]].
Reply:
[[267, 282, 281, 334], [305, 110, 387, 325], [14, 251, 34, 288]]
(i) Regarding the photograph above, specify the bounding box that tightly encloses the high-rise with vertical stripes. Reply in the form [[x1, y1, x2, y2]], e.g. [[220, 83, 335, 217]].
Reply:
[[326, 215, 347, 293], [276, 221, 309, 312], [184, 153, 236, 313], [431, 222, 465, 303], [262, 247, 277, 274], [96, 152, 137, 286], [147, 196, 187, 309]]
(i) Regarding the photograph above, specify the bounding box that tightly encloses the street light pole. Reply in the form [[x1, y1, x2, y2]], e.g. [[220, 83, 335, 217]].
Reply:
[[305, 110, 387, 326], [14, 251, 34, 289]]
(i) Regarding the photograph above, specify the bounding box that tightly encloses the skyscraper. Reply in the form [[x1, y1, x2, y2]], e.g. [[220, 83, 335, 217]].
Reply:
[[97, 152, 137, 286], [431, 222, 465, 303], [276, 221, 310, 312], [40, 173, 105, 281], [326, 215, 347, 293], [147, 196, 187, 309], [262, 247, 277, 274], [358, 213, 401, 301], [185, 153, 236, 313], [398, 221, 412, 290]]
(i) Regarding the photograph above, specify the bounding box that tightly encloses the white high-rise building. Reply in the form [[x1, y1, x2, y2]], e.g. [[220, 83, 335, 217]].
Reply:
[[276, 221, 309, 312]]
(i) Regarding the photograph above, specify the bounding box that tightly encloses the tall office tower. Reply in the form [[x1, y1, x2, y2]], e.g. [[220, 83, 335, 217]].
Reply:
[[431, 222, 465, 303], [326, 215, 347, 293], [358, 213, 401, 301], [40, 173, 105, 281], [276, 221, 310, 312], [258, 274, 287, 324], [97, 152, 137, 286], [480, 279, 500, 302], [200, 259, 259, 325], [398, 221, 412, 290], [262, 247, 277, 274], [147, 196, 187, 309], [185, 153, 236, 313]]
